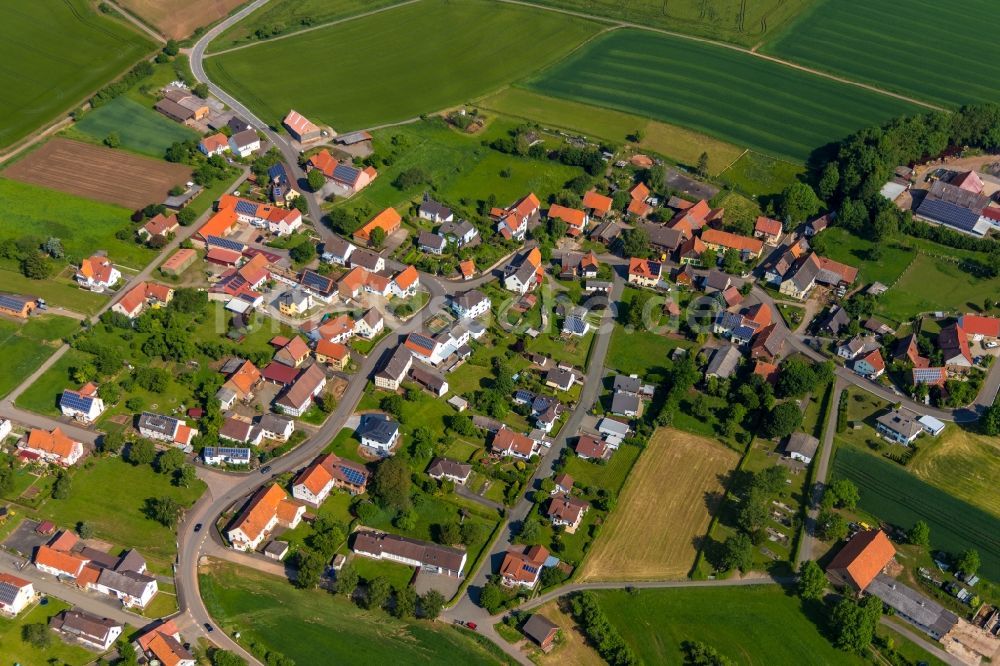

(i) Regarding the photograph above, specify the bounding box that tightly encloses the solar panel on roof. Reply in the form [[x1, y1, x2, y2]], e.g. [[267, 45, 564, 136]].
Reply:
[[207, 235, 246, 252], [301, 271, 332, 291], [917, 199, 982, 233], [0, 294, 30, 310], [332, 163, 360, 182], [235, 200, 259, 216], [0, 581, 19, 605], [60, 391, 94, 412], [340, 466, 367, 485], [268, 164, 287, 179], [523, 565, 538, 575]]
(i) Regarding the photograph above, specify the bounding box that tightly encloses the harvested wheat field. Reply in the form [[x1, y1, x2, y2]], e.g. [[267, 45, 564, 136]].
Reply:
[[532, 600, 603, 666], [3, 139, 191, 210], [909, 427, 1000, 518], [579, 428, 738, 581], [116, 0, 246, 39]]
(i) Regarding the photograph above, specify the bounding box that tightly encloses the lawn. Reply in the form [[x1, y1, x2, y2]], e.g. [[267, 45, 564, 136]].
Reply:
[[33, 457, 206, 572], [477, 88, 743, 175], [0, 597, 94, 666], [718, 150, 808, 198], [607, 325, 694, 376], [0, 0, 153, 149], [204, 0, 602, 131], [0, 178, 155, 269], [68, 96, 199, 158], [563, 443, 641, 496], [208, 0, 402, 52], [0, 264, 107, 315], [0, 314, 79, 399], [199, 561, 507, 665], [832, 446, 1000, 580], [528, 0, 811, 47], [908, 427, 1000, 519], [350, 554, 415, 590], [579, 428, 739, 581], [593, 586, 862, 665], [812, 228, 915, 287], [527, 29, 919, 162], [761, 0, 1000, 107], [15, 348, 89, 416], [877, 253, 1000, 322], [525, 329, 594, 370]]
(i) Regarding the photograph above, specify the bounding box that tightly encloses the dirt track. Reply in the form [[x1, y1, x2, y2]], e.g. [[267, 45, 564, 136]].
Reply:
[[3, 138, 191, 210], [579, 428, 739, 581]]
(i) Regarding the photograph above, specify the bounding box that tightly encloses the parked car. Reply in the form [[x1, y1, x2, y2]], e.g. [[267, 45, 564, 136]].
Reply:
[[194, 523, 202, 533], [260, 465, 272, 475]]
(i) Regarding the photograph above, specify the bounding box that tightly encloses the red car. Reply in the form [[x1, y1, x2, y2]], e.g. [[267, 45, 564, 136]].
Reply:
[[466, 622, 477, 631]]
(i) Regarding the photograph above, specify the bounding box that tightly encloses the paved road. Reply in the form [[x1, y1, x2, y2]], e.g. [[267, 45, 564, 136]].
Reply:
[[879, 617, 967, 666], [797, 379, 844, 567]]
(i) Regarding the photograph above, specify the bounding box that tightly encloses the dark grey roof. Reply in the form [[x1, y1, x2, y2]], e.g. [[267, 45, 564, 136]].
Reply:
[[231, 129, 258, 148], [50, 610, 121, 643], [523, 613, 559, 645], [376, 346, 412, 382], [611, 392, 641, 414], [785, 432, 819, 459], [613, 375, 641, 394], [439, 218, 476, 238], [417, 231, 447, 250], [706, 344, 741, 378], [325, 235, 354, 258], [409, 362, 447, 391], [453, 289, 488, 312], [546, 367, 574, 389], [427, 458, 472, 480], [867, 574, 959, 637], [138, 412, 178, 437], [822, 306, 850, 335], [258, 413, 293, 433], [351, 248, 382, 270], [359, 414, 399, 445], [704, 270, 730, 292], [419, 198, 452, 220], [876, 409, 923, 440], [97, 568, 155, 598]]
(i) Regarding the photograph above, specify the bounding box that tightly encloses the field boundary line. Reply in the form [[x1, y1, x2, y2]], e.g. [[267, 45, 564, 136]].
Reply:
[[717, 148, 749, 179], [494, 0, 945, 112], [204, 0, 423, 57], [102, 0, 168, 43]]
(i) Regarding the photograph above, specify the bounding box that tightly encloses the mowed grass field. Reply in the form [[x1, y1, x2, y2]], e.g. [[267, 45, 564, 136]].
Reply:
[[579, 428, 738, 581], [762, 0, 1000, 107], [477, 88, 743, 175], [909, 427, 1000, 520], [209, 0, 402, 52], [0, 598, 93, 666], [877, 253, 1000, 322], [4, 138, 192, 211], [0, 0, 153, 149], [68, 96, 199, 158], [0, 315, 80, 399], [0, 178, 154, 268], [529, 0, 811, 46], [200, 561, 506, 665], [116, 0, 245, 39], [594, 586, 862, 665], [833, 447, 1000, 580], [526, 29, 919, 162], [204, 0, 602, 131]]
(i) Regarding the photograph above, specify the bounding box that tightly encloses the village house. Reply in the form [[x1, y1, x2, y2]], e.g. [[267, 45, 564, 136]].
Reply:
[[137, 412, 197, 451], [0, 573, 36, 616], [439, 218, 479, 247], [274, 363, 327, 417], [228, 128, 261, 157], [393, 265, 420, 298], [59, 383, 105, 423], [198, 133, 229, 157], [545, 367, 577, 392], [779, 252, 858, 300], [939, 323, 973, 369], [76, 254, 120, 291], [315, 339, 351, 371], [493, 193, 540, 241], [705, 344, 742, 379], [546, 495, 589, 533], [374, 345, 413, 390], [227, 483, 305, 552], [459, 259, 476, 280], [50, 610, 123, 651], [523, 614, 560, 651], [258, 413, 294, 442], [322, 236, 356, 265], [135, 620, 195, 666], [753, 216, 783, 244], [112, 281, 174, 319], [352, 307, 384, 340], [750, 323, 785, 362], [293, 453, 369, 505], [491, 428, 538, 460], [700, 228, 764, 260], [353, 208, 401, 246], [0, 293, 36, 318], [417, 230, 447, 255], [272, 335, 311, 367], [409, 362, 449, 396], [785, 432, 819, 464], [560, 251, 600, 280], [278, 289, 311, 317], [804, 213, 831, 236], [353, 530, 467, 577], [138, 212, 179, 241], [219, 417, 263, 447], [202, 446, 252, 466], [499, 544, 549, 588], [418, 197, 453, 224], [547, 203, 589, 237], [215, 358, 262, 409], [875, 409, 924, 446], [427, 458, 472, 485], [358, 414, 400, 455], [852, 348, 886, 379], [627, 257, 662, 288], [826, 529, 896, 593], [563, 307, 590, 337], [18, 428, 84, 466], [503, 247, 542, 295], [582, 190, 613, 219]]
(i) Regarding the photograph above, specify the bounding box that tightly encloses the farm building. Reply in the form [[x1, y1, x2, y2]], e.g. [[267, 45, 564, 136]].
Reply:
[[0, 293, 36, 318], [283, 109, 324, 143], [352, 530, 466, 577], [826, 529, 895, 593]]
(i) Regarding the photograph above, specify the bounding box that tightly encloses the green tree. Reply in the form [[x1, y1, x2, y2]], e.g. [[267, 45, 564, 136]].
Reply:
[[336, 563, 359, 596], [816, 508, 848, 542], [908, 520, 930, 547], [720, 533, 754, 572], [826, 478, 860, 510], [460, 521, 487, 546], [394, 585, 417, 619], [420, 589, 445, 619], [957, 549, 981, 577], [762, 402, 802, 439], [372, 456, 411, 511], [127, 440, 156, 466], [147, 496, 181, 528], [51, 470, 71, 500], [737, 488, 769, 535], [76, 521, 94, 539], [156, 447, 186, 475], [293, 547, 324, 589], [104, 132, 120, 148], [831, 596, 881, 653], [21, 251, 52, 279], [21, 623, 51, 648], [479, 581, 506, 614], [192, 82, 209, 98], [797, 560, 827, 600], [697, 152, 710, 177], [981, 402, 1000, 436], [619, 227, 650, 258], [176, 464, 197, 487], [211, 650, 248, 666], [780, 182, 821, 222], [307, 168, 325, 191], [365, 576, 392, 610], [681, 640, 735, 666], [289, 238, 316, 264], [817, 162, 840, 201], [436, 521, 461, 545]]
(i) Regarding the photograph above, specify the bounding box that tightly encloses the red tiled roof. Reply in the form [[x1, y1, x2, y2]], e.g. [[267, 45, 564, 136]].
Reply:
[[308, 149, 337, 178], [744, 302, 772, 328], [394, 265, 419, 290], [459, 260, 475, 278], [701, 228, 764, 255], [197, 207, 238, 241], [200, 133, 229, 153], [628, 257, 660, 279], [315, 339, 350, 361], [260, 362, 300, 385], [355, 208, 401, 242], [284, 109, 320, 136], [512, 193, 540, 219], [816, 256, 859, 284], [575, 435, 607, 459], [547, 204, 587, 229], [959, 314, 1000, 338], [582, 190, 612, 215], [492, 429, 535, 457], [755, 215, 783, 236], [861, 349, 885, 372], [26, 428, 78, 460], [34, 545, 87, 577], [629, 182, 649, 201], [827, 530, 895, 592]]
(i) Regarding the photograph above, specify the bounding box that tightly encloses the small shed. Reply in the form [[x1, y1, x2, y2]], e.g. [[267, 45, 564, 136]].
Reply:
[[522, 613, 559, 650], [264, 541, 289, 561], [917, 415, 945, 437], [447, 395, 468, 412]]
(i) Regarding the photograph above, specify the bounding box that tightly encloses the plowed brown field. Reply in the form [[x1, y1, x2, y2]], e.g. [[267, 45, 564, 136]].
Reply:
[[3, 139, 191, 210], [116, 0, 247, 39]]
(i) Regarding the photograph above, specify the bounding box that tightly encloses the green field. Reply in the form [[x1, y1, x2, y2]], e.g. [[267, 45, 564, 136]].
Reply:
[[719, 151, 807, 198], [607, 326, 694, 377], [0, 0, 153, 149], [0, 598, 93, 666], [594, 586, 860, 665], [0, 264, 108, 315], [529, 0, 811, 46], [208, 0, 403, 52], [0, 315, 79, 398], [200, 562, 506, 665], [68, 96, 199, 158], [813, 228, 915, 287], [0, 178, 154, 268], [877, 253, 1000, 322], [204, 0, 601, 131], [762, 0, 1000, 107], [526, 29, 919, 162], [15, 348, 88, 416], [833, 446, 1000, 580], [477, 88, 744, 175]]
